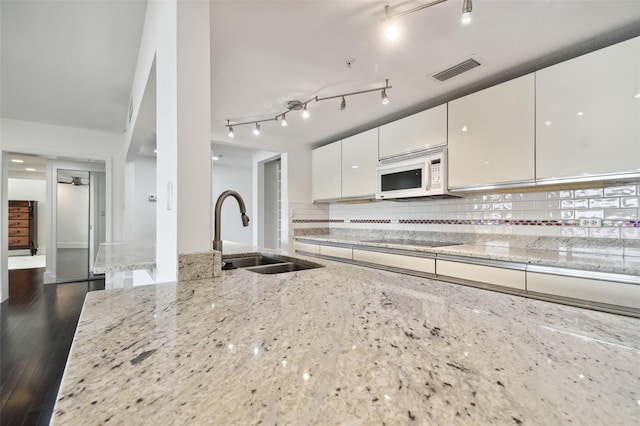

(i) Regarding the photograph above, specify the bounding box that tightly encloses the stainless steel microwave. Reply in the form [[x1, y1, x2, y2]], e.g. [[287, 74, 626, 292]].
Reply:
[[376, 147, 456, 200]]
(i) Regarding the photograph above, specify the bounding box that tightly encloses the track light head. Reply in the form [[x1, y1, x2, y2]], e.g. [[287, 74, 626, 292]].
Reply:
[[228, 126, 234, 138], [281, 114, 288, 126], [340, 97, 346, 110], [253, 122, 261, 135], [461, 0, 472, 24], [302, 104, 310, 119], [381, 89, 389, 105]]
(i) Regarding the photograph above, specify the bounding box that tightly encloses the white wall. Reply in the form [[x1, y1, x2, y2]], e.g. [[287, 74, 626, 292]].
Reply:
[[56, 183, 89, 248], [8, 178, 47, 254], [212, 164, 253, 245], [133, 156, 157, 240]]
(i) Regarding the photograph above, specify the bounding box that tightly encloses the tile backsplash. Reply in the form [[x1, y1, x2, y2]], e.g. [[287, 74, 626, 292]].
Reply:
[[291, 183, 640, 240]]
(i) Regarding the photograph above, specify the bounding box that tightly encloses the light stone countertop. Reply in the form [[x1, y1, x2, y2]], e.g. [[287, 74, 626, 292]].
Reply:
[[53, 251, 640, 425], [93, 241, 156, 273], [296, 234, 640, 276]]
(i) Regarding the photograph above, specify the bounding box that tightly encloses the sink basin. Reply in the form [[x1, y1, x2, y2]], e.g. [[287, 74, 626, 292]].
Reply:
[[245, 262, 317, 274], [222, 255, 284, 270], [222, 253, 323, 274]]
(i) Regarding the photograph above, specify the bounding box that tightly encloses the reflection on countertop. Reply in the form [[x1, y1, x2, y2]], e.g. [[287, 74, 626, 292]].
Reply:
[[53, 251, 640, 425]]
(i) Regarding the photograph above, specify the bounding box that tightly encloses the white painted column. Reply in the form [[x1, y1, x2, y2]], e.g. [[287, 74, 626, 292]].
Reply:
[[176, 0, 212, 256]]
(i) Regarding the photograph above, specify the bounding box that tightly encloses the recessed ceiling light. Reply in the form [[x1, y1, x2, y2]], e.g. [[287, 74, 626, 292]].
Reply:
[[25, 168, 36, 172], [212, 155, 220, 161], [153, 149, 157, 153], [11, 159, 24, 163]]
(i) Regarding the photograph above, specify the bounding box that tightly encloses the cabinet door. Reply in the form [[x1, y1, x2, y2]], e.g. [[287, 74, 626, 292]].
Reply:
[[448, 74, 535, 188], [527, 272, 639, 310], [378, 104, 447, 159], [437, 260, 525, 290], [341, 129, 378, 198], [353, 249, 435, 274], [294, 241, 320, 255], [312, 141, 342, 201], [536, 37, 640, 180]]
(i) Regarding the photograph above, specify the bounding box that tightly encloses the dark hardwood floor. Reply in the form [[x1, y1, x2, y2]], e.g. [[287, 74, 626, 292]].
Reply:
[[0, 267, 104, 426]]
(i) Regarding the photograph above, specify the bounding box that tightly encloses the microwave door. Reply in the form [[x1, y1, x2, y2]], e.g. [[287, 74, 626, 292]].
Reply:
[[380, 168, 422, 192]]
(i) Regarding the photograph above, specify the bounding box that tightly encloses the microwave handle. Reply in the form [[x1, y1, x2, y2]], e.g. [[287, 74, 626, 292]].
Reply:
[[425, 162, 432, 191]]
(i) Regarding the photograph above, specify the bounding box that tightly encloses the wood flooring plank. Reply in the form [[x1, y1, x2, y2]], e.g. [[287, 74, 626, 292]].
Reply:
[[0, 268, 104, 426]]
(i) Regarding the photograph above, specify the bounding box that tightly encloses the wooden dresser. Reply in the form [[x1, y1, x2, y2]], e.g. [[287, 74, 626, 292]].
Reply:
[[8, 200, 38, 255]]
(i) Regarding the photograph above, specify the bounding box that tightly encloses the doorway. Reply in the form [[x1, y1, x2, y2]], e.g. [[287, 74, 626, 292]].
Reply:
[[55, 169, 106, 282], [262, 158, 281, 249]]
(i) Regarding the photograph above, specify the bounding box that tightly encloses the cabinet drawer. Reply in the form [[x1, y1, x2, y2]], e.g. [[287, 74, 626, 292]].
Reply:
[[294, 241, 320, 255], [8, 212, 29, 220], [527, 272, 639, 310], [9, 206, 29, 213], [9, 220, 29, 228], [9, 228, 28, 237], [353, 249, 435, 274], [319, 245, 352, 260], [9, 237, 29, 247], [437, 260, 525, 290]]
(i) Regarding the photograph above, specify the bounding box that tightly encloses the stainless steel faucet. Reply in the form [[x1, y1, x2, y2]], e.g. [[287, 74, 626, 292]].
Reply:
[[213, 190, 250, 252]]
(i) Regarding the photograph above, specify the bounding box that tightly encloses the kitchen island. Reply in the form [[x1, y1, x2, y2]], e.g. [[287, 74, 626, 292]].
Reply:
[[53, 250, 639, 424]]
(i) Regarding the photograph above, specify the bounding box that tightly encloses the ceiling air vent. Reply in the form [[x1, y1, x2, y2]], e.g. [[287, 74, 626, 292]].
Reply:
[[432, 58, 481, 82]]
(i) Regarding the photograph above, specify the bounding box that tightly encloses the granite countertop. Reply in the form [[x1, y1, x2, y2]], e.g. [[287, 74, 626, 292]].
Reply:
[[53, 252, 639, 424], [296, 234, 640, 276], [93, 241, 156, 273]]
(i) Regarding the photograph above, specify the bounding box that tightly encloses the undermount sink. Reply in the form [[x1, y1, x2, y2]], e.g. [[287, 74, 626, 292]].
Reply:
[[222, 255, 284, 269], [222, 254, 323, 274], [245, 262, 317, 274]]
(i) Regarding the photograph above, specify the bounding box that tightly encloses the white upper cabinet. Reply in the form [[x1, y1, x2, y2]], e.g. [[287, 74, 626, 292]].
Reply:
[[312, 141, 342, 201], [536, 37, 640, 180], [341, 128, 379, 198], [378, 104, 447, 159], [448, 74, 535, 188]]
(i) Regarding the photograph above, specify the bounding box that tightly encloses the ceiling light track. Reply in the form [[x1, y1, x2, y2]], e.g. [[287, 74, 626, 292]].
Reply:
[[225, 79, 392, 137], [382, 0, 448, 22], [382, 0, 472, 25]]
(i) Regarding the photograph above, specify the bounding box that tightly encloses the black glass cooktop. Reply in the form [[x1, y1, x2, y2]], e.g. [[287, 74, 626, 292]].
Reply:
[[363, 239, 462, 248]]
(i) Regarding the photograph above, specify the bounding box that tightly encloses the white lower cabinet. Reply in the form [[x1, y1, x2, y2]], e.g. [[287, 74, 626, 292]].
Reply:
[[319, 245, 352, 260], [353, 249, 435, 274], [294, 241, 320, 255], [436, 259, 526, 291], [527, 272, 640, 310]]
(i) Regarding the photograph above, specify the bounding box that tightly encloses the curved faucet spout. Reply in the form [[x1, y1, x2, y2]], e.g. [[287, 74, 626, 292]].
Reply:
[[213, 190, 250, 252]]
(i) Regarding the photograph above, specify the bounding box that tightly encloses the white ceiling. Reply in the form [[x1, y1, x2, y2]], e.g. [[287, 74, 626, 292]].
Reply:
[[5, 154, 47, 179], [0, 0, 147, 133], [1, 0, 639, 156]]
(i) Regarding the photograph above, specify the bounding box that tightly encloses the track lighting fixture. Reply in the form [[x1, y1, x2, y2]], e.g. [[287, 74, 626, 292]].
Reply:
[[225, 79, 392, 137], [461, 0, 472, 24], [381, 1, 473, 28], [227, 120, 234, 138], [381, 86, 390, 105]]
